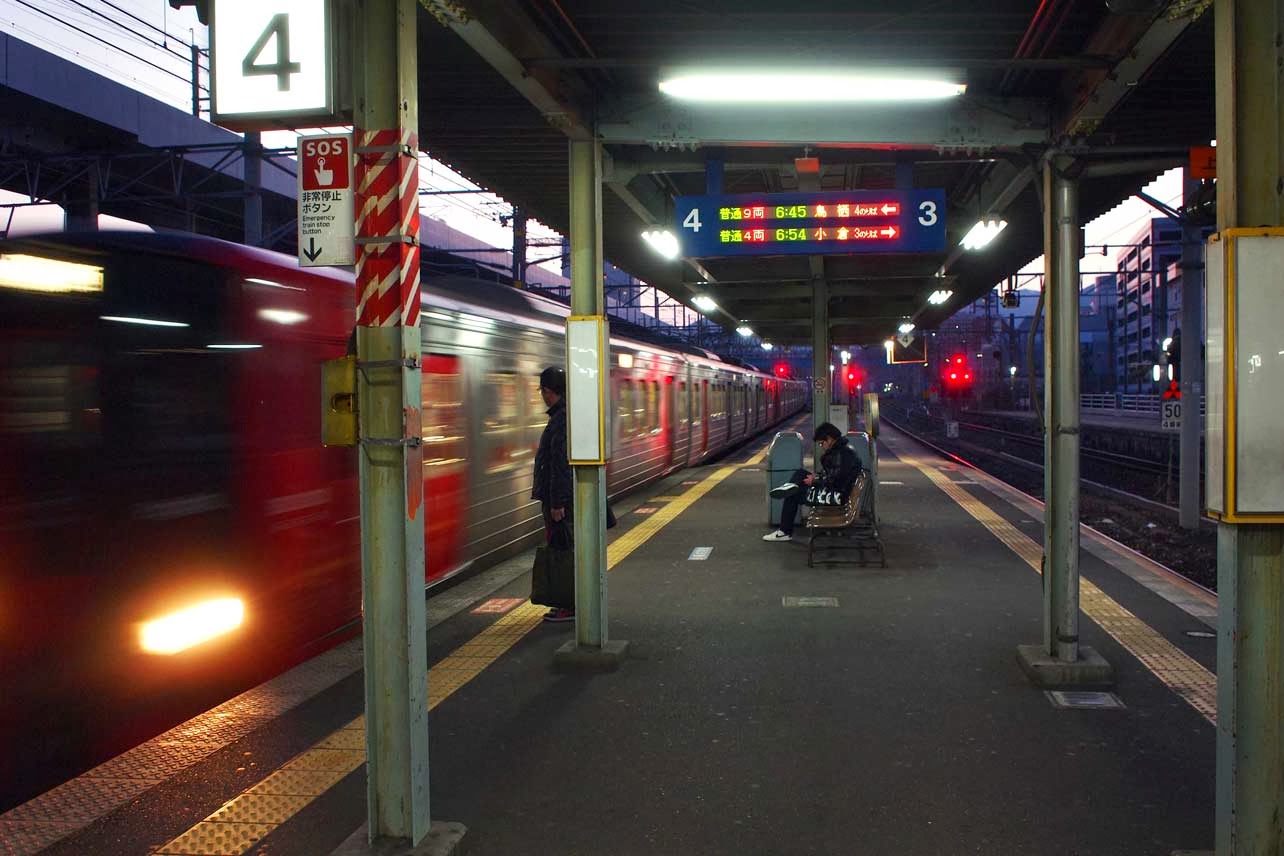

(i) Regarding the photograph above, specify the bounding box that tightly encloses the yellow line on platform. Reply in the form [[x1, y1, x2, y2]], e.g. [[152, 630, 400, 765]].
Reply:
[[895, 447, 1217, 725], [155, 441, 770, 855]]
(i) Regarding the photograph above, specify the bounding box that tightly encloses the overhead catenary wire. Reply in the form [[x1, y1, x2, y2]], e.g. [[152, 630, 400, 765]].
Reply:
[[12, 0, 192, 86], [50, 0, 198, 60]]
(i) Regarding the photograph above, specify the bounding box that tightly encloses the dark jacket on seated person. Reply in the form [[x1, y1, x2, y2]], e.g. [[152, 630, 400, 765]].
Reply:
[[812, 436, 862, 505]]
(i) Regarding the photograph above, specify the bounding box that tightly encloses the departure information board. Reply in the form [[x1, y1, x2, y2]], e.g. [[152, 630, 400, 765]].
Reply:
[[674, 189, 946, 257]]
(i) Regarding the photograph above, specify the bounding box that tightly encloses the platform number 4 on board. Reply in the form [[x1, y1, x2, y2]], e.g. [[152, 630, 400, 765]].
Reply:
[[209, 0, 340, 130]]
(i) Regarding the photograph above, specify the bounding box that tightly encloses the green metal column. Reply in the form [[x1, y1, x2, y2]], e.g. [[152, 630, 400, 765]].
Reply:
[[568, 138, 611, 653], [811, 278, 829, 461], [1214, 0, 1284, 851], [1017, 159, 1111, 687], [352, 0, 430, 846], [1044, 157, 1081, 662]]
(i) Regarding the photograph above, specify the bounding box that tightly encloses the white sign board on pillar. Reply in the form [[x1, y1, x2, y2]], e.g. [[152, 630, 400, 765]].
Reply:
[[1160, 400, 1181, 432], [297, 133, 355, 267], [1205, 229, 1284, 522], [566, 316, 610, 464], [211, 0, 340, 130]]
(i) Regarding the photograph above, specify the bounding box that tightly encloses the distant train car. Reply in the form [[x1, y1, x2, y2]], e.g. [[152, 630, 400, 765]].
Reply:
[[0, 232, 804, 720]]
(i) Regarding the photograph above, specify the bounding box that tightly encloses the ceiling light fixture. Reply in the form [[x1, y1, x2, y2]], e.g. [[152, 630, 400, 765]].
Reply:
[[928, 289, 954, 305], [736, 323, 754, 337], [692, 295, 718, 312], [658, 71, 966, 103], [960, 219, 1008, 251], [761, 342, 774, 351], [641, 229, 681, 259], [898, 322, 915, 334]]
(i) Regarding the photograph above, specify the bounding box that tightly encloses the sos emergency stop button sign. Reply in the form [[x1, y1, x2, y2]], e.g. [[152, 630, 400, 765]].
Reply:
[[297, 133, 355, 267]]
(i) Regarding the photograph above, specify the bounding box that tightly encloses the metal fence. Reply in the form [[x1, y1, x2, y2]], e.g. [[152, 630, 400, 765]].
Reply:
[[1080, 393, 1206, 415]]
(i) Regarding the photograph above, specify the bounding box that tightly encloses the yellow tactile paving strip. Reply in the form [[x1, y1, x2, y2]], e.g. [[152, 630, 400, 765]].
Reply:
[[153, 442, 773, 855], [895, 449, 1217, 725]]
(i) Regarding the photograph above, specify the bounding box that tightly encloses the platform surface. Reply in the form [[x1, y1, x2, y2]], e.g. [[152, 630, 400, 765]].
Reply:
[[2, 419, 1218, 856]]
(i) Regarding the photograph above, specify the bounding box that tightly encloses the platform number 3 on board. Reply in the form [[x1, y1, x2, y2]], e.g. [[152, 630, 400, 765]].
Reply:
[[210, 0, 339, 130]]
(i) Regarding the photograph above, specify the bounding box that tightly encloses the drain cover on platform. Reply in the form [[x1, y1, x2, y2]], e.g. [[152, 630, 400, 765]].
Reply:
[[782, 596, 839, 608], [688, 547, 713, 560], [1045, 690, 1125, 710]]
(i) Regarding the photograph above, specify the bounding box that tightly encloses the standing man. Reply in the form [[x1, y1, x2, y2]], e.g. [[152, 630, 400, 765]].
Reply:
[[532, 366, 575, 622]]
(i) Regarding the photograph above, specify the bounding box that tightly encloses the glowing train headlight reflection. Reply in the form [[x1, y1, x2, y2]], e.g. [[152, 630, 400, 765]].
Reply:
[[140, 597, 245, 654]]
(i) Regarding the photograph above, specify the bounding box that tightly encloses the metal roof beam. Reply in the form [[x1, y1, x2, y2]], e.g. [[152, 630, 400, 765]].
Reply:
[[598, 96, 1050, 149], [1058, 6, 1207, 138], [424, 1, 593, 140]]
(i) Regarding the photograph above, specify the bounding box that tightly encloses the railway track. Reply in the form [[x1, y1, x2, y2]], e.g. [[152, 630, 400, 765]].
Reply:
[[881, 403, 1218, 590]]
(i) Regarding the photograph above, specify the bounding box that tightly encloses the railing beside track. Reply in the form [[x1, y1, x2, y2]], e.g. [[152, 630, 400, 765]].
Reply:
[[1080, 393, 1206, 416]]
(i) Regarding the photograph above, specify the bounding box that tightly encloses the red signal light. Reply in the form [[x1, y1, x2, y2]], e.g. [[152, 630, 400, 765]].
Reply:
[[954, 355, 965, 365], [847, 371, 856, 381], [963, 372, 971, 381], [949, 372, 958, 380]]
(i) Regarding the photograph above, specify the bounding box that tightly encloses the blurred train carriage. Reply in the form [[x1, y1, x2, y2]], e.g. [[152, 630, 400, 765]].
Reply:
[[0, 231, 805, 721]]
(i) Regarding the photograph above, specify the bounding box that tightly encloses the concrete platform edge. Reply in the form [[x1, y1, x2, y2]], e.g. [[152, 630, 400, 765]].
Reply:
[[330, 822, 467, 856], [553, 639, 630, 673], [1016, 644, 1115, 688]]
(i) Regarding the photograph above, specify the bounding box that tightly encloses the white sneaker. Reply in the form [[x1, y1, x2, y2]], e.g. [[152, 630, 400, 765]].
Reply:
[[769, 482, 801, 499], [762, 530, 792, 542]]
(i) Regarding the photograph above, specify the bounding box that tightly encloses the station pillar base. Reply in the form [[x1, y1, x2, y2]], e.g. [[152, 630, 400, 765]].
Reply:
[[1015, 644, 1114, 688], [331, 822, 467, 856], [554, 639, 630, 673]]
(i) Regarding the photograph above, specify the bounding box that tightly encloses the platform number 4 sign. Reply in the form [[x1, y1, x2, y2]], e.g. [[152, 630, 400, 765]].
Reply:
[[211, 0, 337, 129]]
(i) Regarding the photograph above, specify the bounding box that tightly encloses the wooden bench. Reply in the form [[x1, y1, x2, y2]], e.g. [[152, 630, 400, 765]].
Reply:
[[804, 472, 885, 568]]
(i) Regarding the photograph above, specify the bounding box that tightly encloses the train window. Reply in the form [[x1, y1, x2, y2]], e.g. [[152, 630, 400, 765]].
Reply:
[[646, 381, 659, 433], [421, 356, 465, 470], [628, 382, 643, 437], [482, 372, 524, 474], [618, 381, 630, 438], [677, 381, 688, 424], [524, 372, 546, 453], [96, 254, 233, 462], [0, 345, 100, 443]]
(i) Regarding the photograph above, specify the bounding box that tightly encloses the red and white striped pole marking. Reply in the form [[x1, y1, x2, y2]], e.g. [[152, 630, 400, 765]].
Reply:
[[354, 128, 420, 328]]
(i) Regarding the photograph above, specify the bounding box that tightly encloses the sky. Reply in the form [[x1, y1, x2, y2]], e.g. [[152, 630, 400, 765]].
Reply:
[[1, 0, 1192, 302]]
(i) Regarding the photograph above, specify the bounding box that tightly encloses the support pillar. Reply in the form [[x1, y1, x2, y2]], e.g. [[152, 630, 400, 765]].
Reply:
[[64, 162, 99, 232], [811, 278, 829, 461], [511, 206, 526, 288], [244, 131, 263, 246], [555, 137, 627, 673], [1179, 172, 1205, 530], [1213, 0, 1284, 851], [340, 0, 461, 852], [1017, 156, 1112, 687]]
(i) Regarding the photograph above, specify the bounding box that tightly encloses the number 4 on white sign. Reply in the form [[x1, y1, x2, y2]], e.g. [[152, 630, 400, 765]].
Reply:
[[242, 14, 301, 91]]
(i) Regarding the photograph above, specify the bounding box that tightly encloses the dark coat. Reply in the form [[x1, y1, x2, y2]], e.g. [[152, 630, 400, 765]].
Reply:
[[813, 436, 862, 504], [532, 399, 573, 508]]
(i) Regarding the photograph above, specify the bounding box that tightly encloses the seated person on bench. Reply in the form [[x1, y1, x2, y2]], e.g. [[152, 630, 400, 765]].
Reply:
[[763, 422, 862, 543]]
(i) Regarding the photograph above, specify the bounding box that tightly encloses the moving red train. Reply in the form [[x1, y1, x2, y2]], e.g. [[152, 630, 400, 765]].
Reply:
[[0, 231, 805, 756]]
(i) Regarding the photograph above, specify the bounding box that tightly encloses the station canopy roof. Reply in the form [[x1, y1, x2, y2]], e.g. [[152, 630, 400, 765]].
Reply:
[[418, 0, 1214, 346]]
